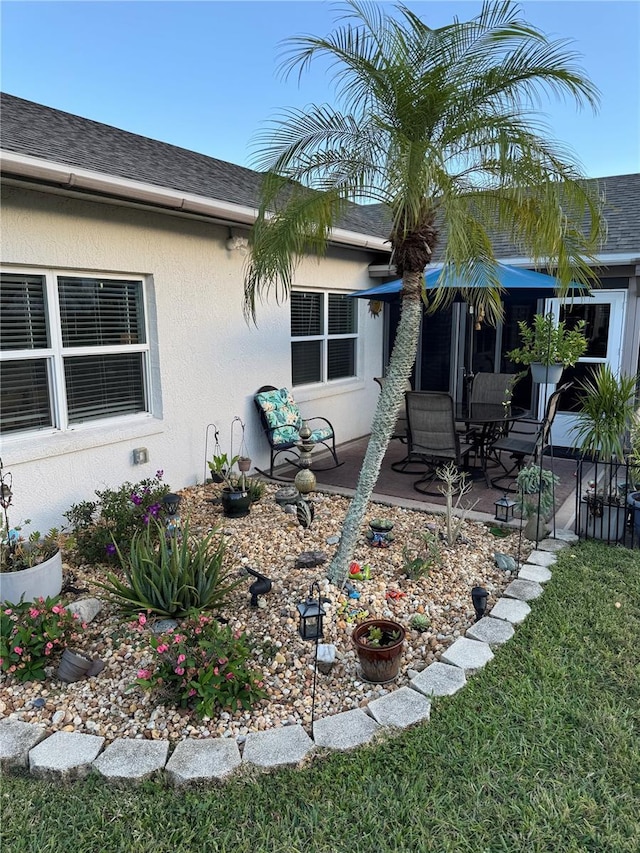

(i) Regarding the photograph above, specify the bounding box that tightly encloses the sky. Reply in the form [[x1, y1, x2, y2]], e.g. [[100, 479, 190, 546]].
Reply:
[[2, 0, 639, 179]]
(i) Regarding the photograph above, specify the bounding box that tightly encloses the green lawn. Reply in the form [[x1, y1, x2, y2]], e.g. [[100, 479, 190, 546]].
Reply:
[[2, 541, 639, 853]]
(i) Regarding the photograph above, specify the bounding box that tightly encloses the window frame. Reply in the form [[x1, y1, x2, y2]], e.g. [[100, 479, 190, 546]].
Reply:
[[1, 267, 153, 438], [290, 289, 359, 388]]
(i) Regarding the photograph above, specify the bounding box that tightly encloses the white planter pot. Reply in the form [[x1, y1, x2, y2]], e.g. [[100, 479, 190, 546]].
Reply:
[[578, 500, 626, 542], [0, 549, 63, 604], [530, 362, 563, 385]]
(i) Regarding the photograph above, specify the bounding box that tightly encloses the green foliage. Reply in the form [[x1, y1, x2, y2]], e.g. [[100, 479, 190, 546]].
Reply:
[[360, 623, 401, 647], [507, 312, 588, 367], [0, 596, 84, 682], [570, 365, 638, 460], [64, 471, 170, 564], [402, 529, 440, 579], [245, 477, 266, 503], [0, 525, 60, 573], [97, 518, 238, 617], [133, 612, 267, 718], [409, 613, 431, 633], [207, 453, 239, 488], [516, 464, 559, 518]]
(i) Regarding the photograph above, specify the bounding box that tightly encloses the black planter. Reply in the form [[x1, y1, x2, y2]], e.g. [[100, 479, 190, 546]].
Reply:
[[220, 487, 251, 518]]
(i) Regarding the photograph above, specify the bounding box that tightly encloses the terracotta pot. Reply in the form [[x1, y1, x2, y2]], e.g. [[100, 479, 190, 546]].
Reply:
[[0, 549, 63, 605], [352, 619, 405, 683], [237, 457, 252, 473]]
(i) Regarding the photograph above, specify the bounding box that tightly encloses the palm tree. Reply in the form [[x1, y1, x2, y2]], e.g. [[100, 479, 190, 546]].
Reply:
[[243, 0, 604, 585]]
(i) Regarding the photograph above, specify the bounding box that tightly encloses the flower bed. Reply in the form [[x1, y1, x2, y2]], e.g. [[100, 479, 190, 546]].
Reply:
[[0, 483, 529, 742]]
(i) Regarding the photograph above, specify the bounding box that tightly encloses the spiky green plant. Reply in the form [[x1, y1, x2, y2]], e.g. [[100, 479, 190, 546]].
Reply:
[[570, 365, 638, 461], [410, 613, 431, 633], [97, 518, 239, 617]]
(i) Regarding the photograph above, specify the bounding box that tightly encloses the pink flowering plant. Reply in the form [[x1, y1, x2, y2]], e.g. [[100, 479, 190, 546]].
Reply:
[[0, 596, 85, 682], [133, 612, 267, 718]]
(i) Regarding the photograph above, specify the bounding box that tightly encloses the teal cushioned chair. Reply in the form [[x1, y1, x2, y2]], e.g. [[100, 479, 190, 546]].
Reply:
[[253, 386, 340, 478]]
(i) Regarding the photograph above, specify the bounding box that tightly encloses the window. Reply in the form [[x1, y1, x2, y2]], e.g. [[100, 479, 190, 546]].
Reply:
[[1, 270, 150, 436], [290, 291, 357, 386]]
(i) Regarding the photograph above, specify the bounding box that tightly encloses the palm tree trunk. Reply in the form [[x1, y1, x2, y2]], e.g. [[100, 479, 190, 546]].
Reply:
[[327, 270, 424, 585]]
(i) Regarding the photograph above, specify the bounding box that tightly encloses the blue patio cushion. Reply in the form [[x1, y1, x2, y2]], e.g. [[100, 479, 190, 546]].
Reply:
[[255, 388, 334, 448]]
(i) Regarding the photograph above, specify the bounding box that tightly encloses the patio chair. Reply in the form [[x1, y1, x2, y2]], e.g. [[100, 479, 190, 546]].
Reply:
[[253, 385, 340, 479], [404, 391, 475, 496], [489, 382, 572, 490], [374, 376, 412, 443]]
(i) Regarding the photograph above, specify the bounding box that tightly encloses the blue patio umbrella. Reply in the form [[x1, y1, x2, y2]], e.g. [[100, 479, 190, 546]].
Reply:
[[349, 262, 586, 301]]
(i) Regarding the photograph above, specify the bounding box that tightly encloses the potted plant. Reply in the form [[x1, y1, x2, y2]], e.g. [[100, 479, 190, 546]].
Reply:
[[207, 452, 253, 518], [352, 617, 405, 683], [515, 464, 559, 541], [571, 365, 637, 541], [0, 459, 63, 604], [507, 312, 587, 384]]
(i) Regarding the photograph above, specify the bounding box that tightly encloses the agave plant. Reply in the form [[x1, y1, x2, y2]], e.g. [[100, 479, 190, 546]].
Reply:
[[98, 518, 240, 617]]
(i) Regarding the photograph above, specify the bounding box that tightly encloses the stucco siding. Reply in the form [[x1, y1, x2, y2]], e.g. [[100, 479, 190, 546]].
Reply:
[[1, 186, 383, 530]]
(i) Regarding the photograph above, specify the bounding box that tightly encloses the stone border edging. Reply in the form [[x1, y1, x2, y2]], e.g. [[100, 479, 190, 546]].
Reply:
[[0, 532, 577, 786]]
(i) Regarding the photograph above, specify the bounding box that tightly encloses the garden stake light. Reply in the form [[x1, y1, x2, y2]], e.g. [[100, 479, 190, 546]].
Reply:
[[472, 586, 489, 621], [494, 494, 516, 523]]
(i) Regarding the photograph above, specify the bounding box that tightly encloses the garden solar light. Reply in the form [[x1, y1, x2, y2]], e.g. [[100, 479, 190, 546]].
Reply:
[[245, 566, 272, 607], [297, 581, 326, 640], [494, 493, 516, 522], [472, 586, 489, 621], [162, 493, 181, 516]]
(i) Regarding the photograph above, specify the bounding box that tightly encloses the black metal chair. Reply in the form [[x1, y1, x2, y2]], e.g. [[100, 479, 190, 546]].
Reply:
[[253, 385, 340, 479], [404, 392, 475, 496], [489, 382, 572, 490]]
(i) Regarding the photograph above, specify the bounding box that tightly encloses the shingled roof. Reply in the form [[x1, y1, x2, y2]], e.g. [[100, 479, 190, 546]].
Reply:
[[1, 92, 638, 256]]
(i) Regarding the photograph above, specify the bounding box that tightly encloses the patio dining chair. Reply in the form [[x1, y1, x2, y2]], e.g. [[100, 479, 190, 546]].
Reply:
[[404, 391, 475, 496], [253, 385, 340, 479], [489, 382, 572, 490]]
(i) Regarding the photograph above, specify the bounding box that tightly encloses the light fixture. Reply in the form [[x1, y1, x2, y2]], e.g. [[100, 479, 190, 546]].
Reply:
[[163, 493, 181, 516], [494, 493, 516, 523], [297, 582, 326, 641], [245, 566, 272, 607], [471, 586, 489, 622]]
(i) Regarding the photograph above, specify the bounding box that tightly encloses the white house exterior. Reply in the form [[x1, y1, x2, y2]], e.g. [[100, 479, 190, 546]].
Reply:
[[0, 95, 390, 531], [1, 93, 639, 530]]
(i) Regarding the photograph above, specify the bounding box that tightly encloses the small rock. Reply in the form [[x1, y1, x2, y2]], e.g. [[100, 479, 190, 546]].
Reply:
[[326, 535, 340, 545], [52, 710, 66, 725], [31, 698, 45, 709], [495, 552, 517, 572], [295, 550, 328, 569], [65, 598, 102, 624], [151, 619, 179, 634]]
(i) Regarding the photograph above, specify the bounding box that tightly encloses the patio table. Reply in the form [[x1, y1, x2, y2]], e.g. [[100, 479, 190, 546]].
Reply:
[[454, 402, 527, 486]]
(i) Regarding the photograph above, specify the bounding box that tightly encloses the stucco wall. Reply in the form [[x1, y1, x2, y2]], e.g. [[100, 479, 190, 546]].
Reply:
[[1, 186, 385, 530]]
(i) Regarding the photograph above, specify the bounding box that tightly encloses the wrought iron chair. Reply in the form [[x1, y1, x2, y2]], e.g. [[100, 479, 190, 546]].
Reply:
[[489, 382, 572, 490], [253, 385, 340, 479], [404, 392, 475, 496]]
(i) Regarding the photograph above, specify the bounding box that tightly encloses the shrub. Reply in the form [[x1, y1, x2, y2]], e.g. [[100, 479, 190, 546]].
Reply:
[[0, 596, 84, 682], [98, 518, 239, 617], [64, 471, 170, 564], [133, 612, 267, 717]]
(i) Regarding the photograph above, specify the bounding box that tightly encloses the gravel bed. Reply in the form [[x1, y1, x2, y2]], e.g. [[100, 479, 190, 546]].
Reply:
[[0, 483, 531, 742]]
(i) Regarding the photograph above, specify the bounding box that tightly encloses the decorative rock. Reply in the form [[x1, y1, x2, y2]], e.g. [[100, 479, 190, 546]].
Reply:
[[366, 686, 431, 728], [295, 551, 328, 569], [441, 637, 494, 673], [166, 738, 242, 786], [29, 731, 105, 781], [31, 697, 46, 709], [526, 550, 557, 568], [65, 598, 102, 624], [466, 616, 515, 647], [489, 597, 531, 625], [409, 661, 466, 697], [315, 644, 336, 674], [151, 619, 179, 634], [274, 486, 300, 507], [242, 725, 314, 769], [93, 738, 169, 783], [313, 709, 381, 750], [326, 535, 340, 545], [0, 719, 47, 770], [494, 553, 517, 572], [518, 564, 552, 584], [503, 578, 544, 601]]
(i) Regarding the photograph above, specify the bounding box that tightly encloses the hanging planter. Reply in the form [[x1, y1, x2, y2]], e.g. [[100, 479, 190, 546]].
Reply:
[[530, 362, 564, 385]]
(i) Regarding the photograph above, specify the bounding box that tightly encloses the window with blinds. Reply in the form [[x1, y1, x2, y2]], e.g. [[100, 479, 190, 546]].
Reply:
[[0, 270, 150, 435], [290, 291, 357, 386]]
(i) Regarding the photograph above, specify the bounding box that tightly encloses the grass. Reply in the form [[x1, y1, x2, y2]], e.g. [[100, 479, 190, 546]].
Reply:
[[2, 541, 639, 853]]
